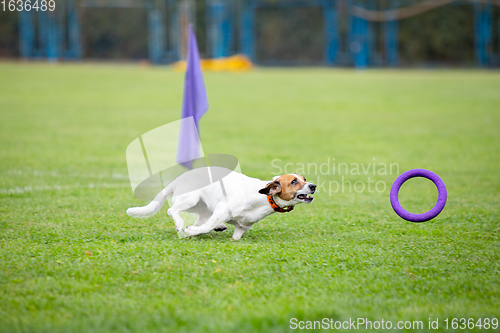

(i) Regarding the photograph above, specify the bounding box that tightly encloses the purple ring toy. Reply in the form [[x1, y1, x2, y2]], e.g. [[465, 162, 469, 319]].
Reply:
[[390, 169, 447, 222]]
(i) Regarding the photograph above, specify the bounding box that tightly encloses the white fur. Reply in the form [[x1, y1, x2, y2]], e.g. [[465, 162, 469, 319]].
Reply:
[[126, 167, 315, 240]]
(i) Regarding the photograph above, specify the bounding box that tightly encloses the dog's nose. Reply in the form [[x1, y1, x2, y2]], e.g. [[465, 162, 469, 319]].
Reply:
[[309, 184, 316, 192]]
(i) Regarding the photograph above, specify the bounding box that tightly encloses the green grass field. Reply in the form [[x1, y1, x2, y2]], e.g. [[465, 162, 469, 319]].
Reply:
[[0, 63, 499, 332]]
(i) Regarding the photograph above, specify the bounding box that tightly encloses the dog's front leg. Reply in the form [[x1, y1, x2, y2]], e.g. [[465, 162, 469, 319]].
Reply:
[[232, 226, 248, 241], [184, 203, 230, 237]]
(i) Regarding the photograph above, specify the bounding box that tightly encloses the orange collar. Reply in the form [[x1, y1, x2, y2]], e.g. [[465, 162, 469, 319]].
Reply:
[[267, 195, 294, 213]]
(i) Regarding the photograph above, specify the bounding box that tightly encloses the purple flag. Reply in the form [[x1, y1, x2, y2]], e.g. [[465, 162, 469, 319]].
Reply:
[[176, 25, 209, 169]]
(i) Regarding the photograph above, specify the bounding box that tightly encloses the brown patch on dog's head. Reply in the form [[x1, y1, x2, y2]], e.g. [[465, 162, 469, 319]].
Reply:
[[259, 174, 307, 201]]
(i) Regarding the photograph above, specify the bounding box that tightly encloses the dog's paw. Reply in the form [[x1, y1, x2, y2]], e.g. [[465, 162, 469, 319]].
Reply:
[[175, 224, 185, 233], [183, 226, 195, 236], [213, 224, 227, 232]]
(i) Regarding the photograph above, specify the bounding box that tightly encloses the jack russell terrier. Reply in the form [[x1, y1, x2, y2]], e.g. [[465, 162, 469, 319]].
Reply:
[[126, 167, 316, 240]]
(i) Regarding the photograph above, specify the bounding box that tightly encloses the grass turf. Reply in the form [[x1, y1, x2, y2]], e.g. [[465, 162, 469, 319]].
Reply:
[[0, 63, 499, 332]]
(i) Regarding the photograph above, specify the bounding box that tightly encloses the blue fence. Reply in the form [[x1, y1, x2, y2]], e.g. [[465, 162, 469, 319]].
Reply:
[[19, 0, 81, 61], [18, 0, 499, 67]]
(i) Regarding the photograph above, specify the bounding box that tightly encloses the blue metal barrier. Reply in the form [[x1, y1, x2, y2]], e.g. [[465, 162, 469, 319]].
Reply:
[[323, 0, 339, 65], [350, 9, 368, 69], [207, 0, 234, 58], [474, 1, 493, 66], [384, 0, 399, 67], [240, 0, 255, 60]]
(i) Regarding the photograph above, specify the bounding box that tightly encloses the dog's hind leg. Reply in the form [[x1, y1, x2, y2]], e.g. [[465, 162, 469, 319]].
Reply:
[[184, 202, 230, 237], [195, 212, 227, 231], [167, 194, 200, 232]]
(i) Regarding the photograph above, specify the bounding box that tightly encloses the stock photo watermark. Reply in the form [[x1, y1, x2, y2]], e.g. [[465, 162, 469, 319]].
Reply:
[[271, 158, 400, 195], [290, 317, 499, 330]]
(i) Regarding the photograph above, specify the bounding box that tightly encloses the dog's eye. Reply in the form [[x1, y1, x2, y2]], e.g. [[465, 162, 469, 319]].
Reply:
[[291, 179, 298, 185], [303, 178, 306, 182]]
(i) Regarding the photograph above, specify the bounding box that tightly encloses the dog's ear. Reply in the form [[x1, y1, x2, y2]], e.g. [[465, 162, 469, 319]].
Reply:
[[259, 181, 282, 196]]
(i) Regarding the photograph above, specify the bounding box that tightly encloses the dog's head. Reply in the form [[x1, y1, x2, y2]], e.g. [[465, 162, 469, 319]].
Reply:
[[258, 174, 316, 204]]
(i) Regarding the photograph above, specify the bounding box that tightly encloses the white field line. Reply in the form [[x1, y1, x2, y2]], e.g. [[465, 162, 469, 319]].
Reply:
[[6, 169, 130, 180], [0, 183, 131, 194]]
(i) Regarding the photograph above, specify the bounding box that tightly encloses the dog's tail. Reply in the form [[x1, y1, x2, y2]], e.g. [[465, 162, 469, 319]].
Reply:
[[126, 182, 174, 218]]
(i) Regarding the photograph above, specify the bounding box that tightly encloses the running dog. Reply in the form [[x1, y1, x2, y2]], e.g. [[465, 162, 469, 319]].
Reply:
[[126, 167, 316, 240]]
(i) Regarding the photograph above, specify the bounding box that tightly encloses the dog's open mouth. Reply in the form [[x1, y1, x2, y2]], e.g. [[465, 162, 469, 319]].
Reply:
[[297, 194, 314, 202]]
